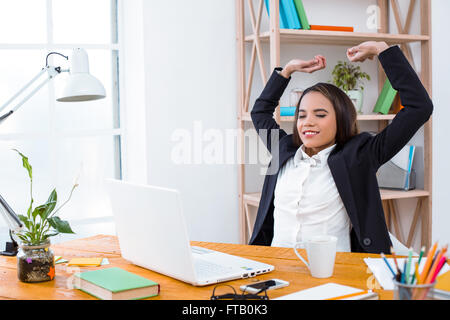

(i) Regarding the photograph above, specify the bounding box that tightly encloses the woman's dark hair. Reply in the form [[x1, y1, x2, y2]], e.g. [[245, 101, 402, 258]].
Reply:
[[292, 82, 360, 148]]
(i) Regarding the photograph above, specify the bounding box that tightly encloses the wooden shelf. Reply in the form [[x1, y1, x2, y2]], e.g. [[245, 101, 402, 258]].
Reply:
[[236, 0, 432, 248], [241, 112, 395, 122], [244, 189, 430, 207], [379, 188, 430, 200], [245, 30, 430, 46]]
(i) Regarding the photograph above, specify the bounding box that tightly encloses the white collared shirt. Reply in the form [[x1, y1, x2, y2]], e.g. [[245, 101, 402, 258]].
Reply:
[[271, 143, 351, 252]]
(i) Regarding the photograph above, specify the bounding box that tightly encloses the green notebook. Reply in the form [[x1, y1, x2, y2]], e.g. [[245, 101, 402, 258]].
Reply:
[[293, 0, 310, 30], [373, 79, 397, 114], [73, 267, 160, 300]]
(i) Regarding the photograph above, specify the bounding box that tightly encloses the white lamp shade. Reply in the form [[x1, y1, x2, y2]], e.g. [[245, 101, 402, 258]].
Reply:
[[56, 48, 106, 102], [56, 73, 106, 102]]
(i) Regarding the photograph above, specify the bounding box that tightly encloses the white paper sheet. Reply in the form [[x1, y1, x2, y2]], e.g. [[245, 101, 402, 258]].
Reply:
[[364, 257, 449, 290], [275, 283, 368, 300]]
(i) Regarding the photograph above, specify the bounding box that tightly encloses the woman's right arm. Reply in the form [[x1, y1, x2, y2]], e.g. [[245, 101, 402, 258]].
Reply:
[[251, 56, 326, 153]]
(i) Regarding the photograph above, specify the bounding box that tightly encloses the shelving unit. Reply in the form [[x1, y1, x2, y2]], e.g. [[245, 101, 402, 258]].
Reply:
[[236, 0, 432, 249]]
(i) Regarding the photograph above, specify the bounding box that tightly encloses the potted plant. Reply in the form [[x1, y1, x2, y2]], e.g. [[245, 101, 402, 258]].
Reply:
[[12, 149, 78, 283], [331, 60, 371, 114]]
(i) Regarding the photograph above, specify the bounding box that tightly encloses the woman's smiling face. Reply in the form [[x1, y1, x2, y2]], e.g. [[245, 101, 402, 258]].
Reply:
[[296, 91, 337, 157]]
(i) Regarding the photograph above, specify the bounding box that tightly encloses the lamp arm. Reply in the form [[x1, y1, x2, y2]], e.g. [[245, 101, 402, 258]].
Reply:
[[0, 194, 22, 256], [0, 66, 63, 123], [0, 67, 47, 114], [0, 194, 22, 233]]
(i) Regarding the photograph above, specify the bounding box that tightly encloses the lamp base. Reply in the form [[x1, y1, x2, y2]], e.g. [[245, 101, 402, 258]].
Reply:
[[1, 230, 18, 256], [1, 241, 18, 256]]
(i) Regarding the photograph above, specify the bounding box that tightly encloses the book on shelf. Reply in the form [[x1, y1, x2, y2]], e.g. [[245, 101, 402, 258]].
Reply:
[[281, 0, 301, 29], [309, 25, 354, 32], [264, 0, 289, 29], [73, 267, 160, 300], [275, 283, 379, 300], [373, 78, 397, 115], [293, 0, 310, 29], [389, 92, 404, 114], [280, 106, 296, 116]]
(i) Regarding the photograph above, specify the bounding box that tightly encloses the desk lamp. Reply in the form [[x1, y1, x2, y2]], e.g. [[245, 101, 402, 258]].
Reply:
[[0, 48, 106, 255]]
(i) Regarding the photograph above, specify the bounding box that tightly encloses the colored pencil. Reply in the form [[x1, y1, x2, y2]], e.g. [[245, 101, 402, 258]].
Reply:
[[418, 254, 447, 300], [380, 253, 396, 278], [430, 256, 447, 283], [425, 245, 447, 284], [402, 260, 407, 283], [405, 248, 413, 284], [414, 262, 420, 285], [411, 246, 425, 284], [419, 242, 438, 284], [390, 246, 401, 274]]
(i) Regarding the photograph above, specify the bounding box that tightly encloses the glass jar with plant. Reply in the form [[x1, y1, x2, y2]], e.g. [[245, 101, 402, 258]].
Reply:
[[331, 60, 371, 113], [12, 149, 78, 283]]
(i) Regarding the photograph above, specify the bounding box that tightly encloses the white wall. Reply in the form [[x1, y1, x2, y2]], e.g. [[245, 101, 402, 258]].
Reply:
[[139, 0, 238, 242], [119, 0, 148, 185], [431, 0, 450, 247], [121, 0, 449, 247]]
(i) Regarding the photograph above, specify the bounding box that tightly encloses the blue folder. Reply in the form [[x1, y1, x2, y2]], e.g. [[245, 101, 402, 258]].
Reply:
[[281, 0, 302, 29], [264, 0, 288, 29]]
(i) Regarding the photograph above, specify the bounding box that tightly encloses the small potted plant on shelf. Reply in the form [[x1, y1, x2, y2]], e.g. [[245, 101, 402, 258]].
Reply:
[[331, 60, 371, 114], [12, 149, 78, 283]]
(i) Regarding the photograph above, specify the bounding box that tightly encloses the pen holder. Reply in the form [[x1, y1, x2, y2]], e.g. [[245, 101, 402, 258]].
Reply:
[[393, 280, 436, 300]]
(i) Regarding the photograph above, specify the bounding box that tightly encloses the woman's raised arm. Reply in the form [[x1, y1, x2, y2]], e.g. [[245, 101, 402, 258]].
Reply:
[[251, 56, 326, 154], [347, 41, 433, 169]]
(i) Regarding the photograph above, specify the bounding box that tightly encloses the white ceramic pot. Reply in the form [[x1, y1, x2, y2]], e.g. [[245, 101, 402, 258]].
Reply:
[[346, 89, 363, 114]]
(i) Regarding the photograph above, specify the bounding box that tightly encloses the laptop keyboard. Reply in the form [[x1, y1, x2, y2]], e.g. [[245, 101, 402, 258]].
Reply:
[[194, 259, 234, 278]]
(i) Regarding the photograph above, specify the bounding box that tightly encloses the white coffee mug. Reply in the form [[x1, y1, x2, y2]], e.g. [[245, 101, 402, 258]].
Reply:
[[293, 235, 338, 278]]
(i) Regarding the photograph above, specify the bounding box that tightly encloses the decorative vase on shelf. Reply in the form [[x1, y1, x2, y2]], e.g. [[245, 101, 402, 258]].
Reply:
[[346, 89, 363, 114], [330, 60, 370, 115], [17, 239, 55, 283], [290, 87, 304, 108]]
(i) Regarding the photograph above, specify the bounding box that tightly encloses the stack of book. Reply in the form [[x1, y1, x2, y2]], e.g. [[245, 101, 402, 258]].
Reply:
[[264, 0, 353, 31]]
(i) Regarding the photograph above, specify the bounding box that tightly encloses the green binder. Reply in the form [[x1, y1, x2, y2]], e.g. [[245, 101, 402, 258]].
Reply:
[[293, 0, 310, 30], [74, 267, 159, 300], [373, 79, 397, 114]]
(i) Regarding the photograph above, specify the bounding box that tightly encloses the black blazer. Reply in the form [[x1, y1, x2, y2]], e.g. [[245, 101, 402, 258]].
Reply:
[[249, 45, 433, 254]]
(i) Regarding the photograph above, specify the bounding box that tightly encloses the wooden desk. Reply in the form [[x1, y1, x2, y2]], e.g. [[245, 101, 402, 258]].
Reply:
[[0, 235, 392, 300]]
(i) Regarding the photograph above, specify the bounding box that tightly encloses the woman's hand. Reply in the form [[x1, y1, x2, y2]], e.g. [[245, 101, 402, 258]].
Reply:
[[280, 55, 326, 78], [346, 41, 389, 62]]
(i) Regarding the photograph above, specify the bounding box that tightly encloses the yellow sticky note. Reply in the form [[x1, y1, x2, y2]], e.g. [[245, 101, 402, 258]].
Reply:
[[67, 257, 103, 267]]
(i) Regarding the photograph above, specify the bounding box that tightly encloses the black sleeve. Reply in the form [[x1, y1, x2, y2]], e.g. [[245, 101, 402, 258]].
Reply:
[[250, 68, 290, 154], [364, 45, 433, 169]]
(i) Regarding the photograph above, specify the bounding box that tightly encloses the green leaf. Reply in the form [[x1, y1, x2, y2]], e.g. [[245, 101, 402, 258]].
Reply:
[[26, 201, 33, 219], [39, 189, 57, 221], [32, 205, 46, 220], [42, 232, 59, 240], [45, 189, 57, 212], [48, 216, 75, 234], [31, 190, 57, 222], [12, 149, 32, 180], [17, 214, 31, 230], [16, 233, 29, 243]]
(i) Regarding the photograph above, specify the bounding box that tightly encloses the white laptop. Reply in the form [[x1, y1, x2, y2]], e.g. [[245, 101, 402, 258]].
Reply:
[[105, 179, 274, 286]]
